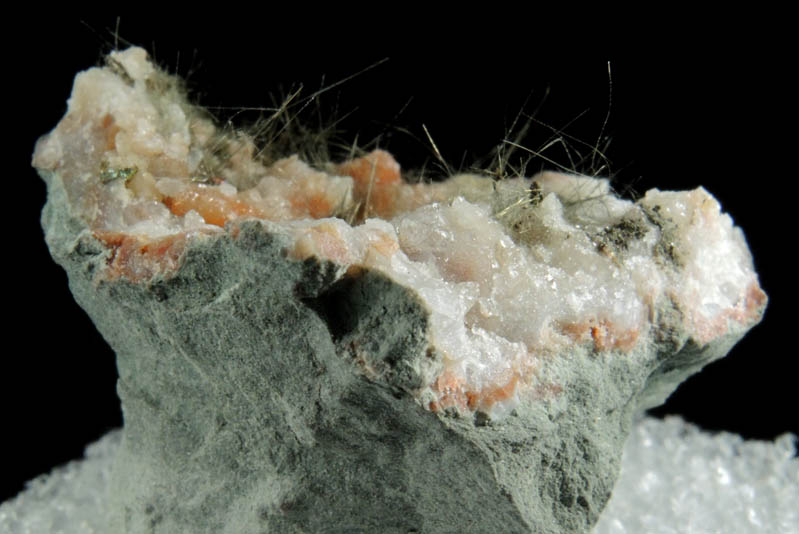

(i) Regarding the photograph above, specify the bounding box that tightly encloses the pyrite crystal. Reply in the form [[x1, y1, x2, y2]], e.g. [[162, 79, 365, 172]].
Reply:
[[33, 48, 766, 533]]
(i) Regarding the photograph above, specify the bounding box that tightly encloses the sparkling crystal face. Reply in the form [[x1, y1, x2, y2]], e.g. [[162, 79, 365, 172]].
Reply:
[[33, 48, 766, 419]]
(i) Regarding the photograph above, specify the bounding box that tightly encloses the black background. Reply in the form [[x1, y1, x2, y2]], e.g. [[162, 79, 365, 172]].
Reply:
[[4, 17, 793, 502]]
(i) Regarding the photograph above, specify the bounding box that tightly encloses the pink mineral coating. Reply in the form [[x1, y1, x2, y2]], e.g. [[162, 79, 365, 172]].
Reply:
[[336, 149, 402, 218]]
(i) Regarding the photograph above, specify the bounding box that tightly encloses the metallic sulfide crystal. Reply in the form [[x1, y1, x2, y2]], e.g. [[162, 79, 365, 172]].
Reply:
[[32, 47, 766, 533]]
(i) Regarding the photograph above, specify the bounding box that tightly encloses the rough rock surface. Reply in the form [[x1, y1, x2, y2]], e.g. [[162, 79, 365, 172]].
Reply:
[[31, 48, 766, 533]]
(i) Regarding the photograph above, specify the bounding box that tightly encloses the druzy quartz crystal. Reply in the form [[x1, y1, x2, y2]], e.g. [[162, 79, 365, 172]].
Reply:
[[32, 48, 766, 533]]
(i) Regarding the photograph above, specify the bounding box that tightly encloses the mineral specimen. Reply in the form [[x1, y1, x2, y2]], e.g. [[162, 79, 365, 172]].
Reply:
[[32, 47, 766, 533]]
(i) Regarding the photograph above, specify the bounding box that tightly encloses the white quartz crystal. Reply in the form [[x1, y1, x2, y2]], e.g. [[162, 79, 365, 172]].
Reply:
[[593, 418, 798, 534]]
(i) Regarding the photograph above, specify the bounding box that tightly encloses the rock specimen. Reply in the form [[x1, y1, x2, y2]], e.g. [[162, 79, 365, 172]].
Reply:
[[32, 47, 766, 533]]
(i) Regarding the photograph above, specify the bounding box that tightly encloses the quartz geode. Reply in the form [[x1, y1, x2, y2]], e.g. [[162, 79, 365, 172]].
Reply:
[[33, 48, 766, 534]]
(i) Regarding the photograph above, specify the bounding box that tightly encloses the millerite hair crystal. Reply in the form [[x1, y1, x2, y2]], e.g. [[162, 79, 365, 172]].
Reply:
[[27, 47, 766, 533]]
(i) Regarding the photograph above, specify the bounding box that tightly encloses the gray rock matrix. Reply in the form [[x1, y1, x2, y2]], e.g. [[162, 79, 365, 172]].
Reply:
[[38, 163, 763, 534]]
